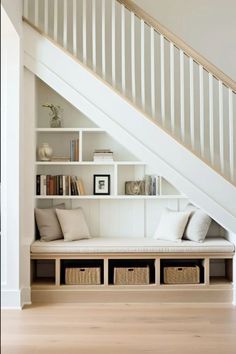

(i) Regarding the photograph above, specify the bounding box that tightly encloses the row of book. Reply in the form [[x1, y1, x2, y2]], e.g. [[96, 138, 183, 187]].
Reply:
[[144, 175, 159, 195], [36, 175, 85, 196], [70, 139, 79, 161], [93, 149, 113, 162]]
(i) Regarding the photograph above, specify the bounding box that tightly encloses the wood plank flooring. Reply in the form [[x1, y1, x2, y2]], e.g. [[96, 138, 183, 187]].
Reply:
[[2, 303, 236, 354]]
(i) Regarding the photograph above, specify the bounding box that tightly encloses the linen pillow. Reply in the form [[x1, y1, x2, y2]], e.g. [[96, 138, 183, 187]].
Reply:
[[184, 204, 212, 242], [153, 209, 191, 242], [35, 204, 65, 242], [56, 208, 91, 241]]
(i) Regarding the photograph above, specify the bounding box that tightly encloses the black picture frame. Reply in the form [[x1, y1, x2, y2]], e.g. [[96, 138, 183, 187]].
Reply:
[[93, 174, 110, 195]]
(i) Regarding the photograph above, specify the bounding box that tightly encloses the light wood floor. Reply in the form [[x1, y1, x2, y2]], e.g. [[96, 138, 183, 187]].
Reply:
[[2, 303, 236, 354]]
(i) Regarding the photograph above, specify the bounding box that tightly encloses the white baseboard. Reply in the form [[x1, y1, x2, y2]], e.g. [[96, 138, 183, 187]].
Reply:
[[1, 287, 31, 309], [20, 287, 32, 308], [1, 289, 22, 309]]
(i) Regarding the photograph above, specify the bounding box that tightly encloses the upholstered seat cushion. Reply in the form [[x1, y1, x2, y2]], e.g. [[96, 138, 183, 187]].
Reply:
[[31, 237, 234, 254]]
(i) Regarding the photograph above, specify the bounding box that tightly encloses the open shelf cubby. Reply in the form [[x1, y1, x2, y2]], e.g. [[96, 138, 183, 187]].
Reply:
[[108, 259, 156, 285], [60, 259, 104, 285], [209, 258, 233, 285], [160, 259, 205, 285], [31, 259, 56, 286]]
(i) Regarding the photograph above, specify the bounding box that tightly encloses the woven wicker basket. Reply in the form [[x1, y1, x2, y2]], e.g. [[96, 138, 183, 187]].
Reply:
[[65, 267, 101, 285], [114, 266, 149, 285], [163, 266, 200, 284]]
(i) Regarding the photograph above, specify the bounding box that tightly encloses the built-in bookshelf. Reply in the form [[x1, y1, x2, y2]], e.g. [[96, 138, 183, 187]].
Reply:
[[36, 126, 185, 199]]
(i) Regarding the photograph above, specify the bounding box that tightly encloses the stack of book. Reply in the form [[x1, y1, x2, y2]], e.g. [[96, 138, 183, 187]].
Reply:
[[36, 175, 85, 196], [70, 139, 79, 161], [93, 149, 113, 162], [144, 175, 159, 195]]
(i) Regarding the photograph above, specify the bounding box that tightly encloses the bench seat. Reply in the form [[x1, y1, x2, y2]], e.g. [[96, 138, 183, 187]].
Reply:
[[31, 237, 234, 254]]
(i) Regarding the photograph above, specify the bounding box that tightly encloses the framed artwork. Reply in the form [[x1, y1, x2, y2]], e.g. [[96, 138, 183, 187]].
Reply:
[[93, 174, 110, 195]]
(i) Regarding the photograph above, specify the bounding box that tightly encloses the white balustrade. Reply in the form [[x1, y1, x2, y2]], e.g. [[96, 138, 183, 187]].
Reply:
[[209, 73, 214, 166], [199, 65, 204, 158], [229, 89, 234, 182], [131, 11, 136, 103], [160, 34, 165, 125], [102, 0, 106, 79], [92, 0, 96, 71], [121, 4, 126, 94], [73, 0, 77, 56], [218, 81, 224, 174], [82, 0, 87, 64], [112, 0, 116, 86], [180, 50, 185, 142], [23, 0, 236, 185], [141, 19, 145, 111], [54, 0, 58, 42], [44, 0, 48, 35], [189, 57, 194, 149], [150, 27, 155, 118], [170, 42, 175, 134]]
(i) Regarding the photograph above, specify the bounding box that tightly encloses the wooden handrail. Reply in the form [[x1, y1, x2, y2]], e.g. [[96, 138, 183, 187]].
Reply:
[[117, 0, 236, 93]]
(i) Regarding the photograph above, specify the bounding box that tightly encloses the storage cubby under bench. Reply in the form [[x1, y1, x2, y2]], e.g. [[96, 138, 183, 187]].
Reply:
[[30, 237, 234, 303]]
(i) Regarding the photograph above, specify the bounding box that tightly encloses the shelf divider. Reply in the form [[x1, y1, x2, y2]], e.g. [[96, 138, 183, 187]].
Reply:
[[204, 257, 210, 285]]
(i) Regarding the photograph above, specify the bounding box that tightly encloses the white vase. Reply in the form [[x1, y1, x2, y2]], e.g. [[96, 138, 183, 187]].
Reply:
[[38, 143, 53, 161]]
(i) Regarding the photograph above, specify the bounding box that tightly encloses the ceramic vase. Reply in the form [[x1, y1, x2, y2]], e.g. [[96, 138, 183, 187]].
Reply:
[[38, 143, 53, 161]]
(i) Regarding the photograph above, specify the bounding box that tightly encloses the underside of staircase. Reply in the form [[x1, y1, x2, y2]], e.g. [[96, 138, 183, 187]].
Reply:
[[23, 21, 236, 233]]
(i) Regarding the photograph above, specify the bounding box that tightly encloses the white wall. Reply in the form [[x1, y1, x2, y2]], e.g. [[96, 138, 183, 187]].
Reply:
[[1, 0, 28, 308], [2, 0, 22, 35], [133, 0, 236, 80], [1, 4, 21, 308]]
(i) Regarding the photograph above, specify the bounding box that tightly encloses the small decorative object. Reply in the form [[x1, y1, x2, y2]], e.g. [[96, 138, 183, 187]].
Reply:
[[125, 180, 145, 195], [37, 143, 53, 161], [42, 103, 63, 128], [144, 175, 159, 195], [93, 175, 110, 195], [93, 149, 114, 162]]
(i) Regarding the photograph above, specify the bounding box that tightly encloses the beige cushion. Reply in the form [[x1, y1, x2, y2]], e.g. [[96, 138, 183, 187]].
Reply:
[[31, 237, 235, 254], [184, 204, 212, 242], [56, 208, 91, 241], [153, 209, 190, 242], [35, 204, 65, 242]]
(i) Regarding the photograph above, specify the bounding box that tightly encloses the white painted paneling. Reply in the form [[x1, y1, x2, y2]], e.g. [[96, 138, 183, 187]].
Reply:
[[100, 200, 145, 238], [37, 78, 97, 128], [1, 7, 21, 307], [71, 200, 101, 237]]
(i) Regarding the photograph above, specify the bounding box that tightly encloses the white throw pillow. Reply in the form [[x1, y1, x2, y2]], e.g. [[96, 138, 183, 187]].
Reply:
[[184, 204, 212, 242], [56, 208, 91, 241], [153, 209, 191, 242]]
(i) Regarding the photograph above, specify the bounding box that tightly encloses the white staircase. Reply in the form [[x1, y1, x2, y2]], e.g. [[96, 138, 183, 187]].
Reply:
[[23, 0, 236, 233]]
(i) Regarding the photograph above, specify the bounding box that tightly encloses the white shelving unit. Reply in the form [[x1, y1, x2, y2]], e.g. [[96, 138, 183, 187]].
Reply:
[[36, 129, 186, 200]]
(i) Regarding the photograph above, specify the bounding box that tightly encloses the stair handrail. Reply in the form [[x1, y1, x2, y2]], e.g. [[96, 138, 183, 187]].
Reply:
[[117, 0, 236, 92]]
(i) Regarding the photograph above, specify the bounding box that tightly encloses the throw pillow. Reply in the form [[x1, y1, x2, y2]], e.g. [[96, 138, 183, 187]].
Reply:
[[35, 204, 65, 242], [55, 208, 91, 241], [153, 208, 191, 242], [184, 204, 212, 242]]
